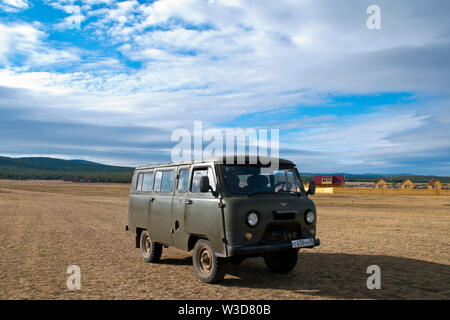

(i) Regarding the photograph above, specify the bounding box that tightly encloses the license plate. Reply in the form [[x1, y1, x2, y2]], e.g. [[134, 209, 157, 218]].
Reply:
[[291, 238, 315, 248]]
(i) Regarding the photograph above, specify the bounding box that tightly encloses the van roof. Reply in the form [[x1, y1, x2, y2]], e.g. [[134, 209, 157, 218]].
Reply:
[[135, 156, 295, 170]]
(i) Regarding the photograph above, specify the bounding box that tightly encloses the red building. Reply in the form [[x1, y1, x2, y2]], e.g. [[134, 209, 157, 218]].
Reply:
[[313, 175, 345, 188]]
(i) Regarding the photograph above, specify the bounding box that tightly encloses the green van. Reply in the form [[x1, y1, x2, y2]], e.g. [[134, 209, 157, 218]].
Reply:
[[126, 156, 320, 283]]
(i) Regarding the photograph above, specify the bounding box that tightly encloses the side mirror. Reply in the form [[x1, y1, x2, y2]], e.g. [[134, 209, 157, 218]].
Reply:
[[307, 180, 316, 195], [199, 176, 210, 193]]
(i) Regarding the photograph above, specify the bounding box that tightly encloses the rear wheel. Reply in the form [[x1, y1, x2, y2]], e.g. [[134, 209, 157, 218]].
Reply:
[[139, 230, 162, 263], [192, 239, 227, 283], [263, 249, 298, 274]]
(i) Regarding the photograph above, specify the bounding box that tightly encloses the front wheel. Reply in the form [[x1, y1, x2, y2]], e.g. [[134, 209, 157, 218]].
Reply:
[[263, 249, 298, 274], [192, 239, 227, 283], [139, 230, 162, 263]]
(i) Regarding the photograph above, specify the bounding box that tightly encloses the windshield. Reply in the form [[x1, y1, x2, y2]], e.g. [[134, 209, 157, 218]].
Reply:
[[222, 165, 305, 195]]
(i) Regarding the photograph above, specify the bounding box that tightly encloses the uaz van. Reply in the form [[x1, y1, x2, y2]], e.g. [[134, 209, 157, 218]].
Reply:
[[126, 156, 319, 283]]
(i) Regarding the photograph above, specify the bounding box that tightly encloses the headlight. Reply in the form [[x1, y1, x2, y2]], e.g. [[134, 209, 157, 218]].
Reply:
[[305, 211, 315, 224], [247, 212, 259, 227]]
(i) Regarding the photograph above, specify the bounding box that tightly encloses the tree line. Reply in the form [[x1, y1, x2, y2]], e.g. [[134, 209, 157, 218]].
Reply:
[[0, 168, 133, 183]]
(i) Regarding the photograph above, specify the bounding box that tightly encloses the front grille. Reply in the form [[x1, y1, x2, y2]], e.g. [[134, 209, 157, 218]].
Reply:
[[261, 222, 301, 244], [272, 210, 295, 220]]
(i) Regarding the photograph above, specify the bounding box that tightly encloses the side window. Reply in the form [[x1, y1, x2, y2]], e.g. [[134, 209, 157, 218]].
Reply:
[[161, 170, 175, 192], [136, 173, 144, 191], [207, 168, 216, 191], [154, 171, 163, 192], [142, 172, 154, 191], [177, 169, 190, 192], [191, 167, 216, 193]]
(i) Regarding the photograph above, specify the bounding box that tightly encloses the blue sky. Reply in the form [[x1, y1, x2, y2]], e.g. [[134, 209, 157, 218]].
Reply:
[[0, 0, 449, 175]]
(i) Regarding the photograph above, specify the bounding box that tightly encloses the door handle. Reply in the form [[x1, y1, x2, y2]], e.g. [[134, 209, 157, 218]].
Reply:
[[185, 199, 193, 205], [150, 197, 156, 202]]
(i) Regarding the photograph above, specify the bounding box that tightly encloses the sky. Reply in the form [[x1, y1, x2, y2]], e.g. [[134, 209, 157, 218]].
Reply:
[[0, 0, 449, 175]]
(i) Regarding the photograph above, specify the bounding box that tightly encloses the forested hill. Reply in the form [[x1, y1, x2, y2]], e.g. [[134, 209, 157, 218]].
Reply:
[[0, 156, 134, 183], [1, 156, 448, 184]]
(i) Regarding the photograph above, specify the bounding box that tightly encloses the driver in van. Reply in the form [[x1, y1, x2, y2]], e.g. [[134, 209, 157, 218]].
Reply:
[[243, 175, 271, 193], [224, 174, 242, 194]]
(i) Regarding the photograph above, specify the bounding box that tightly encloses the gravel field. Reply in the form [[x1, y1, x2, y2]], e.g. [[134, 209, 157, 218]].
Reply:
[[0, 180, 449, 300]]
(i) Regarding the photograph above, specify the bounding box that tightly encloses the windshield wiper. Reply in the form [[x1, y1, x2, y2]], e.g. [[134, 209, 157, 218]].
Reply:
[[277, 190, 303, 197], [246, 191, 277, 197], [246, 191, 301, 197]]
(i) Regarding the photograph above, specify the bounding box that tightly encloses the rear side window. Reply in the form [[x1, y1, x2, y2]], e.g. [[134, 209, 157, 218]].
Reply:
[[154, 171, 163, 192], [161, 170, 175, 192], [191, 167, 216, 193], [136, 173, 144, 191], [142, 172, 154, 191], [177, 169, 190, 192]]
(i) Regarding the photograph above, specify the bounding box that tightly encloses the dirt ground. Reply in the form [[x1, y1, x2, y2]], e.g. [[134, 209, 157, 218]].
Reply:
[[0, 180, 449, 300]]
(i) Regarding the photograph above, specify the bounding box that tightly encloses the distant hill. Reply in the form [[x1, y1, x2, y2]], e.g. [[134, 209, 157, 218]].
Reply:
[[1, 156, 448, 184], [0, 156, 134, 183]]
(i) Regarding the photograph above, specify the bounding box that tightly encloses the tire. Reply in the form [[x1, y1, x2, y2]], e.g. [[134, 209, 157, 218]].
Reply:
[[192, 239, 227, 283], [139, 230, 162, 263], [263, 249, 298, 274]]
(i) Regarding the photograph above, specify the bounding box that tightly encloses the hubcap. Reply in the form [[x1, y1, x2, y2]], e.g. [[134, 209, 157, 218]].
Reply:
[[199, 248, 212, 274], [143, 235, 151, 256]]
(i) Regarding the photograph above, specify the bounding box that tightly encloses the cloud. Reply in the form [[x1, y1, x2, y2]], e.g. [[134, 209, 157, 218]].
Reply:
[[0, 0, 29, 12], [33, 0, 450, 98], [0, 0, 450, 173], [283, 106, 450, 174], [0, 23, 80, 67]]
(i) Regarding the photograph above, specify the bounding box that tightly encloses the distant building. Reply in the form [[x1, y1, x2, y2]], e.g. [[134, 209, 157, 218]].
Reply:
[[401, 179, 415, 190], [313, 175, 345, 187], [428, 178, 442, 190], [312, 175, 345, 193], [375, 178, 388, 189]]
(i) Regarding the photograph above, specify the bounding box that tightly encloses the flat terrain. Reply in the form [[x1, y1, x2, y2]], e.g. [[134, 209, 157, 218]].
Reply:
[[0, 180, 449, 300]]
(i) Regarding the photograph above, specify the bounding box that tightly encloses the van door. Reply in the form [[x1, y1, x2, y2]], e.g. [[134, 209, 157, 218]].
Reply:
[[148, 168, 175, 246], [185, 164, 226, 256], [171, 166, 190, 250], [131, 170, 154, 231]]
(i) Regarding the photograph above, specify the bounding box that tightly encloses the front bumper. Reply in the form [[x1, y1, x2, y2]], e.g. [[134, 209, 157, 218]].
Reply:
[[228, 238, 320, 256]]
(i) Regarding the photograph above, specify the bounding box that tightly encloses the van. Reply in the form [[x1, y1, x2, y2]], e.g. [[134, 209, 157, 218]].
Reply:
[[126, 156, 319, 283]]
